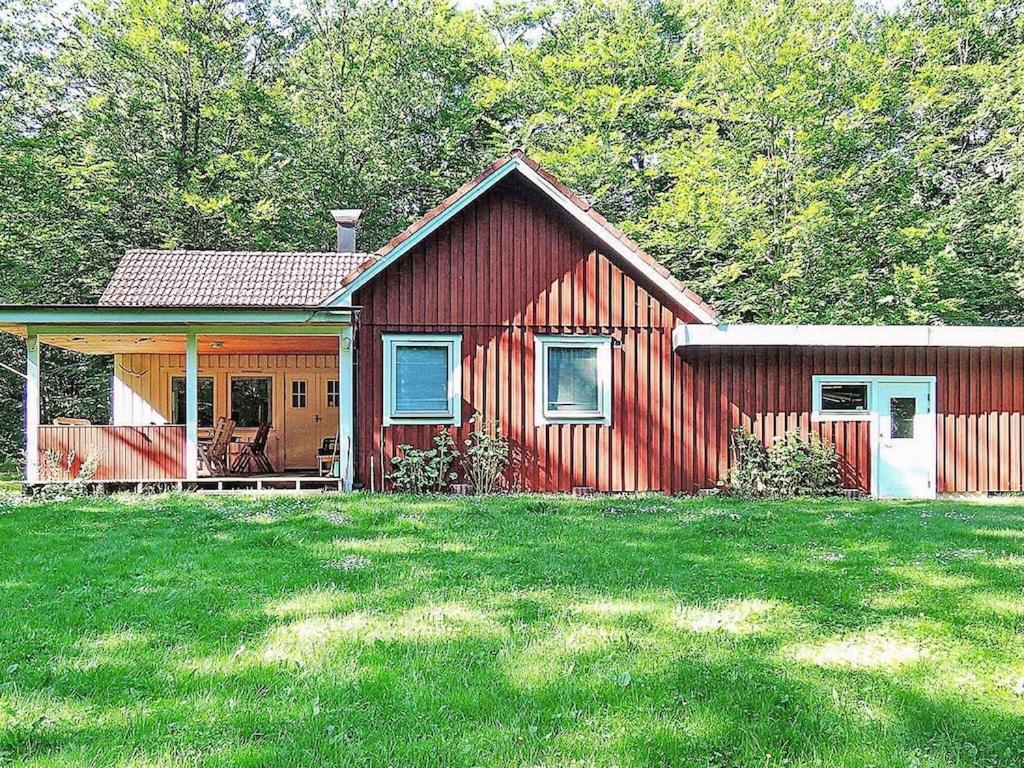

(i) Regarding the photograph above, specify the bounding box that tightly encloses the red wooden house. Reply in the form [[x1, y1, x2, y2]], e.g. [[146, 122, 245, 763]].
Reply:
[[3, 151, 1023, 497]]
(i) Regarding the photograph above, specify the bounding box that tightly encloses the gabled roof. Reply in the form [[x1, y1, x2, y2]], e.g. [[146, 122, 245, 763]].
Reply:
[[323, 150, 717, 323], [100, 249, 375, 307]]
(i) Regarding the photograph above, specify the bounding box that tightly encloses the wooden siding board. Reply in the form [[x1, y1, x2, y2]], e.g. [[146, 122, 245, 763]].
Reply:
[[347, 177, 1024, 494], [38, 425, 186, 481]]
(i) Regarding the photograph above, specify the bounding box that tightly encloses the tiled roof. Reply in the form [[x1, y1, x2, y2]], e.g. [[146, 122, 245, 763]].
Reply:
[[99, 249, 376, 307], [98, 152, 716, 319]]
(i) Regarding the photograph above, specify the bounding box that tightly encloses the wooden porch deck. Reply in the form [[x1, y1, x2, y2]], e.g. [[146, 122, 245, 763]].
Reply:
[[35, 425, 344, 492], [25, 473, 344, 494]]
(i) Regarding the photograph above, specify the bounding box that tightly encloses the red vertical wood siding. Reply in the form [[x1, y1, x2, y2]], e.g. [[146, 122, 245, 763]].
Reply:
[[38, 425, 186, 481], [678, 346, 1024, 495], [354, 175, 699, 492], [353, 174, 1024, 495]]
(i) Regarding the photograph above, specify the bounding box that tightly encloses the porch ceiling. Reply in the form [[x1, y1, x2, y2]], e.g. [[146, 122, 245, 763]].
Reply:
[[38, 333, 343, 355]]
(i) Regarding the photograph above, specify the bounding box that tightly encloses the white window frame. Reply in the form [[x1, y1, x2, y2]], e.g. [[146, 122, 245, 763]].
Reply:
[[383, 333, 462, 426], [812, 376, 873, 421], [535, 335, 612, 426], [811, 375, 937, 422]]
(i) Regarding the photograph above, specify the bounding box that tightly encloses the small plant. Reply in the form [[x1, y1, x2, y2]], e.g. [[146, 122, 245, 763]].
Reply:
[[462, 412, 509, 495], [36, 447, 102, 498], [724, 428, 841, 499], [388, 429, 460, 494]]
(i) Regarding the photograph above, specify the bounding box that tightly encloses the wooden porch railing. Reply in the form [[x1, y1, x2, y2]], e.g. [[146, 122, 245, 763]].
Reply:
[[38, 425, 186, 481]]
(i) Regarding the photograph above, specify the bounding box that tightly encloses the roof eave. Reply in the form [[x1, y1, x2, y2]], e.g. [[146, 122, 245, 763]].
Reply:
[[674, 323, 1024, 349], [0, 305, 358, 332]]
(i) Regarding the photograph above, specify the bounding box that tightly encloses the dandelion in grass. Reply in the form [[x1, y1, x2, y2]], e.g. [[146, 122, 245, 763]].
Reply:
[[326, 555, 370, 571], [322, 510, 352, 525]]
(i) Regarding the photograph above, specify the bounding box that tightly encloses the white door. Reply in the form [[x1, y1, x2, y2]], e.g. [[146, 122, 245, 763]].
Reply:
[[875, 381, 935, 499]]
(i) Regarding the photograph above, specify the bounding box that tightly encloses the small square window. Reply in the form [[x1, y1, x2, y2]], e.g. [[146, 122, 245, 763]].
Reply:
[[326, 379, 340, 408], [291, 380, 307, 409], [383, 334, 461, 425], [536, 336, 612, 425], [813, 378, 872, 421], [821, 383, 868, 413]]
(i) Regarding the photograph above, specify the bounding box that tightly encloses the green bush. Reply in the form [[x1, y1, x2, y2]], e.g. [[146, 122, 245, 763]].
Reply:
[[462, 412, 510, 494], [388, 429, 460, 494], [724, 428, 842, 499]]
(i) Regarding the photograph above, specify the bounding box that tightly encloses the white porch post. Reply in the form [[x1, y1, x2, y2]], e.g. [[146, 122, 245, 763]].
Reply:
[[25, 332, 40, 484], [185, 331, 199, 480], [339, 326, 355, 490]]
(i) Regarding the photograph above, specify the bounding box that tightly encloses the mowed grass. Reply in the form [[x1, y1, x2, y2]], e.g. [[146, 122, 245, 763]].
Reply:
[[0, 493, 1022, 767]]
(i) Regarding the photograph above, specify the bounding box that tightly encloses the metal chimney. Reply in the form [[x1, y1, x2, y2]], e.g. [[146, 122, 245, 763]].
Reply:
[[331, 209, 362, 252]]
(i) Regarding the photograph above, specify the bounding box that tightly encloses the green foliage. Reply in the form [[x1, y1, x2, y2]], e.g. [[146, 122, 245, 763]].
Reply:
[[462, 411, 510, 493], [725, 427, 842, 498], [3, 0, 1024, 458], [388, 428, 460, 493]]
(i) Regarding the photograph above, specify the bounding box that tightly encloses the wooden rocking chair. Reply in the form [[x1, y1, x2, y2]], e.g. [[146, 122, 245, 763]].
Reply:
[[231, 421, 274, 475], [199, 417, 235, 476]]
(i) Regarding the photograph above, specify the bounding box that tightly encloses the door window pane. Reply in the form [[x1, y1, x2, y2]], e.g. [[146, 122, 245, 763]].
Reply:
[[394, 346, 449, 413], [232, 377, 272, 427], [821, 383, 868, 412], [171, 377, 214, 427], [890, 397, 916, 438], [291, 380, 307, 409], [547, 346, 599, 413], [326, 379, 339, 408]]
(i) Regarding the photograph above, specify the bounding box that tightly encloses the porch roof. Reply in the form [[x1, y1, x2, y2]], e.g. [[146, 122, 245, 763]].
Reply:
[[0, 304, 356, 354]]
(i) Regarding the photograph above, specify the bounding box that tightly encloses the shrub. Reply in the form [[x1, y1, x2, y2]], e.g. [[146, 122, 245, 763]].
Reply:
[[462, 412, 509, 494], [36, 447, 102, 499], [725, 428, 841, 498], [388, 429, 459, 494]]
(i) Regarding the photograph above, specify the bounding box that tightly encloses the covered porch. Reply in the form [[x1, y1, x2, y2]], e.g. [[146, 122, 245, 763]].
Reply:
[[0, 307, 356, 490]]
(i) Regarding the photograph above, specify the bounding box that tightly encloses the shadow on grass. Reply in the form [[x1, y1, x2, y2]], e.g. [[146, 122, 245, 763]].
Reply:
[[0, 492, 1021, 766]]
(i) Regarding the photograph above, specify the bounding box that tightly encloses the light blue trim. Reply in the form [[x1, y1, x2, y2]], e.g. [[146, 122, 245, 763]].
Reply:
[[325, 159, 520, 305], [0, 307, 353, 327], [185, 333, 199, 480], [382, 333, 463, 426]]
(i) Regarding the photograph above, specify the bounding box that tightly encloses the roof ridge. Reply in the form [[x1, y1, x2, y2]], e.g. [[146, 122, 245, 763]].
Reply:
[[124, 248, 375, 257]]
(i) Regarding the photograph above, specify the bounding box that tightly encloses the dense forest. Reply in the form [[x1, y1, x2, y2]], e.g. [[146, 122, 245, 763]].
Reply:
[[1, 0, 1022, 460]]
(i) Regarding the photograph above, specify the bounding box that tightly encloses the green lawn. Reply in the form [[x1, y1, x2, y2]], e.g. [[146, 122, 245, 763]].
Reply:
[[0, 493, 1022, 767]]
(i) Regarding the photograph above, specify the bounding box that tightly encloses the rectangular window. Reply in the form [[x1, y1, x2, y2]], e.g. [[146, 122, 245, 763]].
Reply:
[[171, 376, 214, 427], [383, 334, 462, 425], [820, 383, 869, 413], [291, 380, 307, 409], [326, 379, 339, 408], [231, 377, 272, 428], [890, 397, 916, 438], [536, 336, 612, 425]]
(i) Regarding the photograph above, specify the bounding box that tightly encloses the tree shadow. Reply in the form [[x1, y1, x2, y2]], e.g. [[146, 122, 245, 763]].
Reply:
[[0, 493, 1022, 766]]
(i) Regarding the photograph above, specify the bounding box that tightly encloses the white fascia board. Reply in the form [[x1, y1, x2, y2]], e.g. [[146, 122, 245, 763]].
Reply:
[[674, 323, 1024, 349], [324, 159, 520, 306], [327, 158, 717, 324]]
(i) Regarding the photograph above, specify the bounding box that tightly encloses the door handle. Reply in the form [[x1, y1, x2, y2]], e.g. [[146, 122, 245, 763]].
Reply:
[[314, 414, 322, 423]]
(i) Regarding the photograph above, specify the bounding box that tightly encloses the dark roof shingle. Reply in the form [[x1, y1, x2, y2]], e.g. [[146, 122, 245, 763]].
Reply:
[[99, 250, 375, 307]]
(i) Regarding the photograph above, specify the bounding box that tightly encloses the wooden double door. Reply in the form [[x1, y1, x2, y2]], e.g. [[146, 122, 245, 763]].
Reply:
[[283, 373, 339, 470]]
